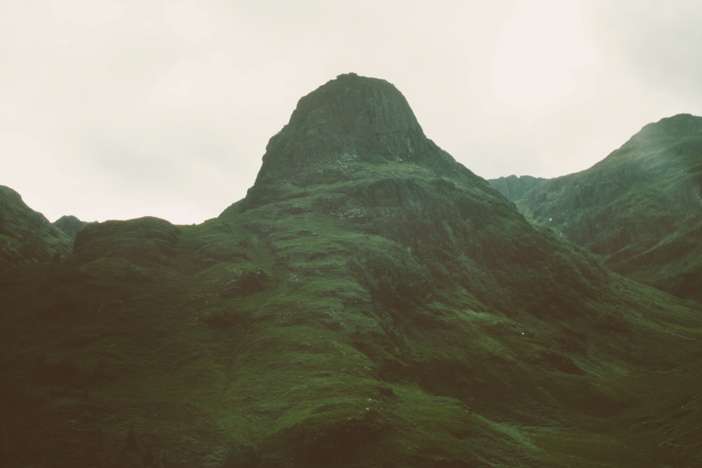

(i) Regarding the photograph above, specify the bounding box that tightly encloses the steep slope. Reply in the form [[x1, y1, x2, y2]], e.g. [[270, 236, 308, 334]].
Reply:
[[498, 114, 702, 302], [0, 185, 72, 269], [2, 75, 702, 467]]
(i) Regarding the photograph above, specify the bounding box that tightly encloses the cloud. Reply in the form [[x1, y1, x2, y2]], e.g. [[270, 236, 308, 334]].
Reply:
[[490, 0, 598, 110], [591, 0, 702, 102]]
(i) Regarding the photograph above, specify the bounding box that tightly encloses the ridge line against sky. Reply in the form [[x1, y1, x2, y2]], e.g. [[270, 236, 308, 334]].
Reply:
[[2, 0, 702, 225]]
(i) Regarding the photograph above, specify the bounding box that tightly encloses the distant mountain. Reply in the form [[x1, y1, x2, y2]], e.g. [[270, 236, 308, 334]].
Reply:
[[2, 75, 702, 467], [53, 215, 91, 239], [488, 174, 545, 201], [491, 114, 702, 303], [0, 185, 71, 269]]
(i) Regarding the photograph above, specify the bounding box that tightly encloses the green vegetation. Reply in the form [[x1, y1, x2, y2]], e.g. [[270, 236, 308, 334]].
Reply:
[[2, 77, 701, 466], [3, 161, 701, 466]]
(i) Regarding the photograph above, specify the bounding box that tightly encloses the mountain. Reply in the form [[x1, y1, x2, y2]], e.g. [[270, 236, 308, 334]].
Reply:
[[0, 185, 72, 270], [491, 114, 702, 303], [2, 75, 702, 467], [53, 215, 91, 239], [488, 175, 545, 201]]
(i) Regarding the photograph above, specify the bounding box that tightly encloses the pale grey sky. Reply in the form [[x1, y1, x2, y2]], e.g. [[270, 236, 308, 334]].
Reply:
[[2, 0, 702, 224]]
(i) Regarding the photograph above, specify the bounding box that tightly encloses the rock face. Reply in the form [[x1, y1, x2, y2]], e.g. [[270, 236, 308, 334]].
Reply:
[[241, 73, 476, 209], [505, 114, 702, 302], [0, 185, 71, 269], [2, 76, 702, 467]]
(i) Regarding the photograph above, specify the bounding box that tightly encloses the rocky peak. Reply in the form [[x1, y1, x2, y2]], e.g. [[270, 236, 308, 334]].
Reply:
[[53, 215, 91, 239], [264, 73, 425, 166], [242, 73, 468, 208]]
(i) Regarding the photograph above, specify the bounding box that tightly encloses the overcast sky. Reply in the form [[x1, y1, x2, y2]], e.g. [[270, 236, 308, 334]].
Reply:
[[2, 0, 702, 224]]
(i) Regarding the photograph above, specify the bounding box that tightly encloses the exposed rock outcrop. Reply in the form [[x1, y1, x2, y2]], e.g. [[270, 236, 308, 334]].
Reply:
[[238, 73, 479, 210]]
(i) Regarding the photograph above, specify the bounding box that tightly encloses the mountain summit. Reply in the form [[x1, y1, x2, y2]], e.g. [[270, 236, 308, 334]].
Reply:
[[243, 73, 471, 208], [268, 73, 425, 158]]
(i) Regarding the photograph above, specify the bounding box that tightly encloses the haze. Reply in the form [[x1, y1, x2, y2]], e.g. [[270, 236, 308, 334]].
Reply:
[[2, 0, 702, 224]]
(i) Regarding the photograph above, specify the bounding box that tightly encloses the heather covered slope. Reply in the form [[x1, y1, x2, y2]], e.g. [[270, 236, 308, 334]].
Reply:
[[492, 114, 702, 303], [2, 75, 702, 467]]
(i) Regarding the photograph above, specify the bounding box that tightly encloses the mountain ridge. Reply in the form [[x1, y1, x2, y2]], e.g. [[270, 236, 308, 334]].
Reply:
[[238, 73, 480, 212], [2, 77, 702, 467], [489, 113, 702, 303], [0, 185, 72, 269], [488, 175, 545, 201]]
